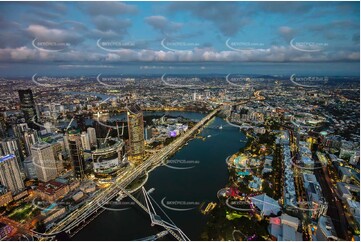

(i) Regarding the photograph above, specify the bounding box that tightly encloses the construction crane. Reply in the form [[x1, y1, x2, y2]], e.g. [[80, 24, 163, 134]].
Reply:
[[65, 117, 75, 131], [102, 128, 112, 145]]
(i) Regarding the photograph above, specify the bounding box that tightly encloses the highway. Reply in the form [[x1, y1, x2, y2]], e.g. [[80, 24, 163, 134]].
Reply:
[[42, 107, 221, 239]]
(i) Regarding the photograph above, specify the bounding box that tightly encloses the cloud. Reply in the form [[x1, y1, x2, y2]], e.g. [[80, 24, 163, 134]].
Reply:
[[0, 44, 359, 64], [79, 2, 137, 16], [168, 2, 249, 37], [0, 17, 29, 48], [99, 46, 361, 63], [26, 24, 84, 46], [307, 20, 360, 43], [256, 1, 315, 14], [92, 16, 132, 36], [145, 16, 183, 35], [278, 26, 295, 42]]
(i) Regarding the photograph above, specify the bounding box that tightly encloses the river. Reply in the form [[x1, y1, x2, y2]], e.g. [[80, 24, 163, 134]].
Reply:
[[73, 112, 247, 240]]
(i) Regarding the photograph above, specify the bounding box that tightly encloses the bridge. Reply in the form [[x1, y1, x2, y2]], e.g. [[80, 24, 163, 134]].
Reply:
[[34, 107, 221, 240], [120, 187, 190, 241]]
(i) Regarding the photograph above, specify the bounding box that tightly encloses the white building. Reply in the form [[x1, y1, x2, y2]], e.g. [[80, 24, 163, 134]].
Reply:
[[81, 131, 91, 151], [31, 142, 57, 182], [87, 127, 97, 147]]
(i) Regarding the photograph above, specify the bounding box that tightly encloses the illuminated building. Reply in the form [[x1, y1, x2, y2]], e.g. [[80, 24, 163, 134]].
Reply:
[[0, 186, 13, 207], [92, 139, 126, 177], [0, 154, 24, 194], [31, 142, 57, 182], [0, 222, 12, 240], [81, 131, 91, 151], [87, 127, 97, 147], [0, 138, 23, 170], [18, 89, 38, 129], [68, 131, 86, 179], [24, 129, 38, 156], [35, 180, 70, 202], [127, 104, 145, 163], [315, 215, 338, 240]]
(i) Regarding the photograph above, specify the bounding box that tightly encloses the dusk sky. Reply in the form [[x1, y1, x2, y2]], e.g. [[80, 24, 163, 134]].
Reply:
[[0, 1, 359, 76]]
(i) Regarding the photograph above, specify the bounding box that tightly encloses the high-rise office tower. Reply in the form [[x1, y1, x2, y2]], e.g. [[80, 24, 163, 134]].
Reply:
[[80, 131, 91, 151], [51, 142, 64, 174], [127, 104, 145, 163], [68, 132, 86, 179], [87, 127, 97, 148], [0, 154, 25, 194], [12, 123, 28, 138], [23, 156, 37, 179], [24, 129, 38, 156], [18, 89, 38, 129], [0, 138, 24, 170], [31, 142, 57, 182]]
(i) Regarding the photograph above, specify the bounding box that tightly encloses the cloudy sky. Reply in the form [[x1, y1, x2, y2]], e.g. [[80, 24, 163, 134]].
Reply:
[[0, 1, 359, 76]]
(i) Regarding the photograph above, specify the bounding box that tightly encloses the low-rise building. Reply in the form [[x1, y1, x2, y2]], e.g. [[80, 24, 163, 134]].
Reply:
[[345, 199, 360, 226], [0, 222, 12, 240], [43, 207, 66, 224], [35, 180, 70, 202], [338, 166, 353, 183], [303, 173, 328, 220], [80, 181, 96, 193], [315, 215, 338, 241], [0, 188, 13, 207], [269, 214, 303, 241], [336, 182, 353, 200], [13, 190, 28, 201]]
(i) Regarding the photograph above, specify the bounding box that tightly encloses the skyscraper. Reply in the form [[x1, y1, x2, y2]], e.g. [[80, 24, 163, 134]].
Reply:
[[81, 131, 91, 151], [24, 129, 38, 156], [68, 132, 86, 179], [0, 154, 25, 194], [23, 156, 37, 180], [31, 142, 57, 182], [0, 138, 23, 170], [18, 89, 38, 129], [127, 104, 145, 163], [87, 127, 97, 148]]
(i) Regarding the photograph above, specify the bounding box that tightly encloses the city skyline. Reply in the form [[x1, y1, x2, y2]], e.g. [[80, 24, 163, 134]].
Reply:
[[0, 1, 359, 241]]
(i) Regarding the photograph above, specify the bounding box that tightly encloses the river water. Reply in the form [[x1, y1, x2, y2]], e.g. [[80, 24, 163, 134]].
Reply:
[[73, 112, 247, 240]]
